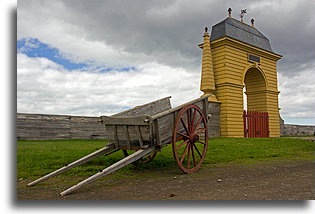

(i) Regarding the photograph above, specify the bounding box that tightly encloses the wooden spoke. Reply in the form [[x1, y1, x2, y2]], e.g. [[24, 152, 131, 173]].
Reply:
[[175, 136, 184, 142], [180, 118, 190, 135], [180, 143, 189, 163], [191, 109, 197, 132], [187, 143, 191, 169], [196, 140, 206, 145], [187, 108, 191, 133], [176, 139, 189, 151], [191, 144, 197, 167], [194, 128, 207, 136], [192, 143, 203, 158], [177, 132, 189, 139]]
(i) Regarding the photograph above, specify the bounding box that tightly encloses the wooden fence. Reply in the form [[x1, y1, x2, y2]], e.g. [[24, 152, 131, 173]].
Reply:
[[16, 113, 107, 140], [16, 97, 172, 140], [16, 97, 221, 140]]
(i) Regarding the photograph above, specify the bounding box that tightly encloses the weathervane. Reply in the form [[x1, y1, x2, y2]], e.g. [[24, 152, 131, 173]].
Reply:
[[239, 9, 247, 22], [228, 8, 232, 17], [251, 18, 255, 27]]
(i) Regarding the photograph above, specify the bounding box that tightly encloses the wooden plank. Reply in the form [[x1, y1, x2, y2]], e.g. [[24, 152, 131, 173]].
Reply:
[[112, 96, 171, 117], [27, 144, 116, 187], [155, 112, 176, 145], [123, 125, 132, 150], [113, 125, 118, 147], [105, 124, 150, 149], [154, 119, 161, 147], [139, 125, 150, 143], [60, 146, 155, 196], [102, 115, 152, 149], [101, 115, 150, 126], [135, 126, 144, 148]]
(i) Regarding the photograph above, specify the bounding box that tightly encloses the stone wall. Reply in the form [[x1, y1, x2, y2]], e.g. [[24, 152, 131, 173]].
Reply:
[[281, 124, 315, 136], [279, 116, 285, 136], [280, 116, 315, 136]]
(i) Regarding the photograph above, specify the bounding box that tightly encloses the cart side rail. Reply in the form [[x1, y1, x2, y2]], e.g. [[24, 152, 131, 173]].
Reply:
[[100, 115, 153, 150], [151, 95, 211, 120]]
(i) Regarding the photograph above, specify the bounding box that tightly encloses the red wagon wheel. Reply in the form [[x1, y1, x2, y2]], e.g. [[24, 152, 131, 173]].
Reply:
[[172, 104, 208, 173]]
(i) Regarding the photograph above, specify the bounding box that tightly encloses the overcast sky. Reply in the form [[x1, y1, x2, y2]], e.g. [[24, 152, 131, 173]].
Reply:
[[17, 0, 314, 125]]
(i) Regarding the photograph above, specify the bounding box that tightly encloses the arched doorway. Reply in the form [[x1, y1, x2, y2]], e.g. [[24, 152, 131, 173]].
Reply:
[[243, 67, 269, 137], [244, 67, 267, 111]]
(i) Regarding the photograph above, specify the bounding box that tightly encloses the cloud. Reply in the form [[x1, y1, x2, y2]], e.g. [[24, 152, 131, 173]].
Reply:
[[18, 0, 314, 75], [278, 68, 315, 119], [17, 53, 202, 116], [246, 0, 315, 77], [17, 0, 315, 124]]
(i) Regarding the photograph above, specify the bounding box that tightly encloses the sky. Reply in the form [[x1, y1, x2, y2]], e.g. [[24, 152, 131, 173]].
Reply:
[[17, 0, 315, 125]]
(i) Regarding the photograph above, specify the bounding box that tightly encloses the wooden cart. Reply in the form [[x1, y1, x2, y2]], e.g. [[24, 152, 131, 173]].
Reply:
[[27, 95, 211, 196]]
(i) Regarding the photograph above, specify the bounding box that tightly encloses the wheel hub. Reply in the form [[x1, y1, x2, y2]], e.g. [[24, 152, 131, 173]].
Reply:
[[189, 134, 199, 143]]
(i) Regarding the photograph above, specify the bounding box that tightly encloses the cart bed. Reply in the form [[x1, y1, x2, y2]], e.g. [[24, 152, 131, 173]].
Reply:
[[101, 95, 210, 150]]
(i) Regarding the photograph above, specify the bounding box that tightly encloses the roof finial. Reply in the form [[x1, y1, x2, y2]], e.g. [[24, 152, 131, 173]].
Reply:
[[228, 8, 232, 17], [251, 18, 255, 27], [240, 9, 247, 23], [203, 26, 209, 37]]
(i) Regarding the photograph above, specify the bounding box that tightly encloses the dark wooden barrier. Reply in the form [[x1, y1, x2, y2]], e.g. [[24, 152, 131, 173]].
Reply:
[[243, 110, 269, 138]]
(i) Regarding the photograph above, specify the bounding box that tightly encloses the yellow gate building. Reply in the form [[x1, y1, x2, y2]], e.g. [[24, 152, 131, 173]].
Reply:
[[200, 14, 282, 137]]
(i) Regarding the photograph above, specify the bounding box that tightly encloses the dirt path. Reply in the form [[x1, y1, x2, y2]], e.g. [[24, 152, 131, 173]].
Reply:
[[17, 159, 314, 200]]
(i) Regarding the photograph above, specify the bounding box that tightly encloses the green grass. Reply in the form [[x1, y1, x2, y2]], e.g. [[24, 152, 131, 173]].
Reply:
[[17, 138, 314, 180]]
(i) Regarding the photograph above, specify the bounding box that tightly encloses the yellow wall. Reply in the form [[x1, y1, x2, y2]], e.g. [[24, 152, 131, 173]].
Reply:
[[210, 37, 281, 137]]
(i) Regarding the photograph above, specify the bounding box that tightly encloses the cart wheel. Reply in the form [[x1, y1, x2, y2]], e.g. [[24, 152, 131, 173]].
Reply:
[[172, 104, 208, 173], [122, 150, 158, 164]]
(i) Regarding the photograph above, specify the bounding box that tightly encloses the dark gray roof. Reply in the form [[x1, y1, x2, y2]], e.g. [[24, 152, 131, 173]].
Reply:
[[210, 17, 274, 53]]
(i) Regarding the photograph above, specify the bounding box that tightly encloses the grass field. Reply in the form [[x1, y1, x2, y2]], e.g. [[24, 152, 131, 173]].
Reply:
[[17, 138, 314, 180]]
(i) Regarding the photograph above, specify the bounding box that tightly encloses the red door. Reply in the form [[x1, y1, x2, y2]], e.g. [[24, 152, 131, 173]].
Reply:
[[243, 110, 269, 138]]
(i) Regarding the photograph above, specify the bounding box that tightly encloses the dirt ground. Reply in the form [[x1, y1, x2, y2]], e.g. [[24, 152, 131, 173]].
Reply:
[[17, 159, 314, 200]]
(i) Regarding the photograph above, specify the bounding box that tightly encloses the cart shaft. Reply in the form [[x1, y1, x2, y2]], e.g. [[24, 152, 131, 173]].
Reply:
[[60, 146, 155, 196], [27, 144, 116, 187]]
